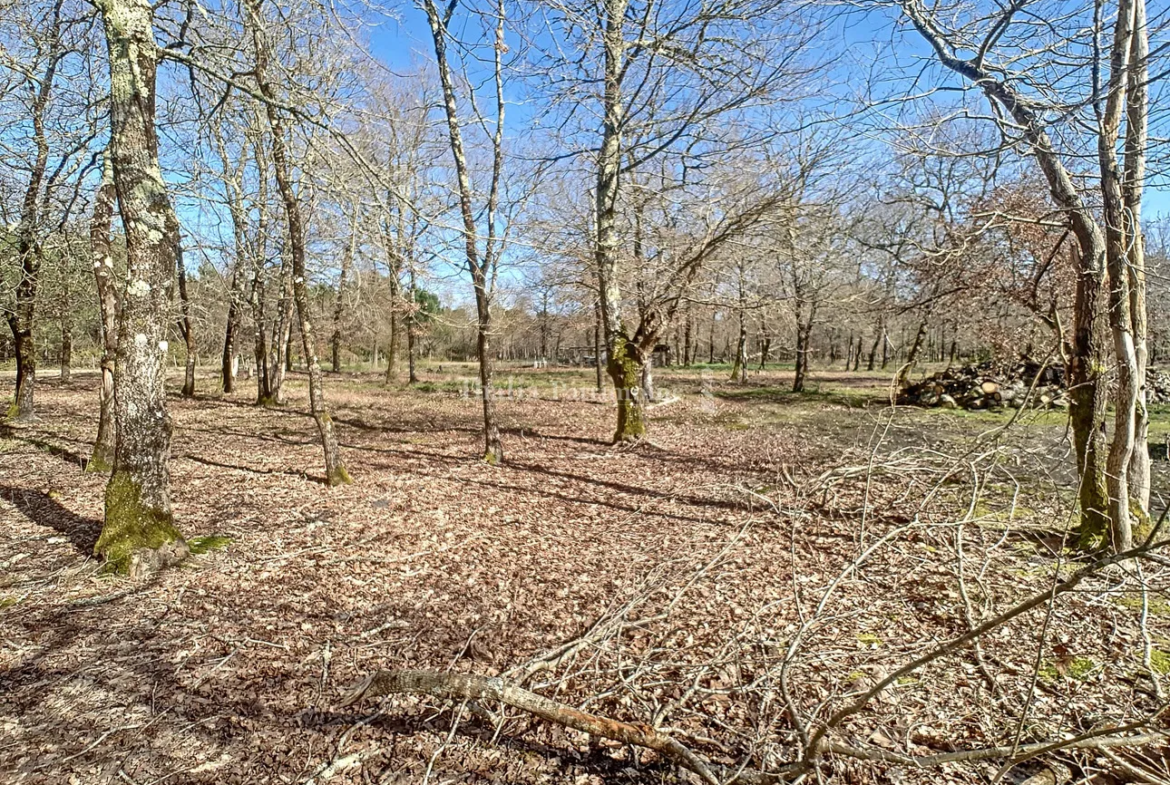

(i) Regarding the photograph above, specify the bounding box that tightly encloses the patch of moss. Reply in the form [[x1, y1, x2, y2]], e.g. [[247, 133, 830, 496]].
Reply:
[[857, 633, 883, 647], [85, 453, 113, 473], [5, 402, 19, 419], [188, 534, 233, 554], [1116, 593, 1170, 615], [96, 471, 186, 574], [1038, 656, 1097, 682], [326, 464, 353, 486], [0, 596, 17, 610], [1149, 649, 1170, 675]]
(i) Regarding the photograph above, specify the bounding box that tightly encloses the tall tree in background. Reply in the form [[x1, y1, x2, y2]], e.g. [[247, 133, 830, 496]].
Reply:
[[93, 0, 188, 573], [4, 0, 64, 420], [244, 0, 350, 485], [546, 0, 814, 441]]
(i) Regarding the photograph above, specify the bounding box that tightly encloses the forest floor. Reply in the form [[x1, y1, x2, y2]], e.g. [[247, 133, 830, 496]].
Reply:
[[2, 362, 1170, 785]]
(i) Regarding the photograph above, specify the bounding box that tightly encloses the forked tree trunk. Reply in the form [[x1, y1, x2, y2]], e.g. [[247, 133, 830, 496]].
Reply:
[[1123, 0, 1151, 519], [88, 151, 118, 474], [247, 0, 349, 486], [177, 249, 196, 397], [422, 0, 505, 463], [1100, 0, 1139, 552], [94, 0, 187, 574]]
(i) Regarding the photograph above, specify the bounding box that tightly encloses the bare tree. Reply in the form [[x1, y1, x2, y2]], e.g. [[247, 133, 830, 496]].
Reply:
[[244, 0, 350, 485], [92, 0, 188, 573], [889, 0, 1154, 548]]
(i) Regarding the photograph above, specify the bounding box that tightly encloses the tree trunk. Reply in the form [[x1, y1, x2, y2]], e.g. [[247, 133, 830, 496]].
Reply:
[[88, 151, 118, 474], [421, 0, 506, 462], [94, 0, 188, 573], [867, 318, 881, 371], [331, 209, 356, 374], [608, 335, 646, 442], [1123, 0, 1151, 520], [682, 306, 692, 366], [407, 267, 419, 384], [248, 0, 349, 485], [641, 352, 655, 402], [268, 251, 293, 404], [4, 1, 61, 420], [731, 308, 747, 384], [896, 315, 930, 389], [593, 308, 603, 393], [793, 325, 809, 393], [708, 313, 716, 364], [476, 302, 503, 463], [177, 248, 196, 397], [222, 267, 243, 394], [59, 276, 72, 382]]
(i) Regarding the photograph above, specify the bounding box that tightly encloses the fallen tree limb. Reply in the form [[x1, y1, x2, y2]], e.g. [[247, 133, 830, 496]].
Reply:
[[339, 669, 795, 785]]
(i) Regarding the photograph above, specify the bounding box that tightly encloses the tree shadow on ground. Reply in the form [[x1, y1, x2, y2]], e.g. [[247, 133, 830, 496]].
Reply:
[[0, 484, 102, 553], [0, 423, 89, 468]]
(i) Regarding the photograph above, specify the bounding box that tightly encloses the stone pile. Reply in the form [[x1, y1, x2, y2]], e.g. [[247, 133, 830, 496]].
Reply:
[[899, 358, 1069, 411], [1148, 369, 1170, 405]]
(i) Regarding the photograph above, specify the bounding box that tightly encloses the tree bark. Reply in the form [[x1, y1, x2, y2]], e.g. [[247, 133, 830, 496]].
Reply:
[[88, 151, 118, 474], [247, 0, 349, 485], [94, 0, 188, 574]]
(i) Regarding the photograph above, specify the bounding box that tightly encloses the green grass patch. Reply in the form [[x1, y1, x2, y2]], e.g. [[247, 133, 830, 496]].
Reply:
[[188, 534, 233, 554], [1038, 656, 1097, 682], [1116, 592, 1170, 615], [1149, 649, 1170, 675], [0, 596, 17, 610]]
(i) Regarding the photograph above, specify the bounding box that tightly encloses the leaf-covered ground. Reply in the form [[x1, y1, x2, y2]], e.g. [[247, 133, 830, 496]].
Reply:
[[2, 365, 1168, 784]]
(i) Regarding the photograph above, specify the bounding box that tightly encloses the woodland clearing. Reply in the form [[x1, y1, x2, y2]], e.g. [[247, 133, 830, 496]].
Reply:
[[2, 364, 1169, 785]]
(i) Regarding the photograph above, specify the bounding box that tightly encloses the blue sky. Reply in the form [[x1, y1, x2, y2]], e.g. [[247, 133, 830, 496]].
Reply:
[[356, 1, 1170, 220]]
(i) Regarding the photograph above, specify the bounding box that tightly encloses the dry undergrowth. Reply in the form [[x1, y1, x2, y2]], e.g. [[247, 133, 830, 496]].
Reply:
[[1, 368, 1168, 784]]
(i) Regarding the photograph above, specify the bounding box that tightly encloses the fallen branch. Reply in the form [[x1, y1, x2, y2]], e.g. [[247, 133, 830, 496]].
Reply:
[[339, 669, 795, 785]]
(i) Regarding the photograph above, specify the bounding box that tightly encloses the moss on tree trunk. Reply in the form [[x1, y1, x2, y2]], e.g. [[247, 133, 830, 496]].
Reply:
[[608, 336, 646, 443], [98, 471, 187, 575]]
